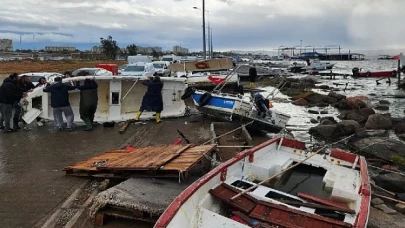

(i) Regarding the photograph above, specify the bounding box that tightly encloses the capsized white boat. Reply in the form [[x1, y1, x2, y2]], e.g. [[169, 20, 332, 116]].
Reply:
[[155, 137, 371, 228], [169, 58, 239, 87], [21, 76, 188, 124]]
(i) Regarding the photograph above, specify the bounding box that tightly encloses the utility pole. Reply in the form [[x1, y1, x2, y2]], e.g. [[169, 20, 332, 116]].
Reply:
[[202, 0, 206, 59], [19, 35, 22, 53], [210, 28, 213, 58]]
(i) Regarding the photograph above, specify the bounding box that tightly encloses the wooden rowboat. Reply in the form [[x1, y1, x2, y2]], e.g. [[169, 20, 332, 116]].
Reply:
[[155, 137, 371, 228]]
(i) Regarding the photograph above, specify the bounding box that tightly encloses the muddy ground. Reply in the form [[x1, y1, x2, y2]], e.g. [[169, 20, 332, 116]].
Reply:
[[0, 114, 217, 228]]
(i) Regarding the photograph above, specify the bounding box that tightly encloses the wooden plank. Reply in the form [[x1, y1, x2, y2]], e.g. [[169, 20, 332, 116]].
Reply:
[[250, 202, 352, 228], [119, 121, 131, 134], [155, 145, 194, 169], [161, 145, 216, 171], [297, 192, 351, 211], [209, 183, 258, 214], [277, 199, 355, 214]]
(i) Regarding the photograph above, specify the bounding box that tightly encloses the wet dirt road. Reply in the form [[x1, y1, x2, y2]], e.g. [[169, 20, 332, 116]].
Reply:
[[0, 115, 213, 228]]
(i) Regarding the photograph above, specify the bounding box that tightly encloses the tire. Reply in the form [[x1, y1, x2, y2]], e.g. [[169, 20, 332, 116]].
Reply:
[[198, 92, 212, 107], [181, 87, 196, 100]]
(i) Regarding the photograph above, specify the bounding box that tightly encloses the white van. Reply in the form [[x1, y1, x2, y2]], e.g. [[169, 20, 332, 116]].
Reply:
[[161, 55, 182, 63], [152, 61, 171, 77], [120, 62, 155, 76]]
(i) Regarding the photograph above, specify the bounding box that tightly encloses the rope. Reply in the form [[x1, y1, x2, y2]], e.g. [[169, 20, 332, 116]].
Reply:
[[201, 121, 254, 145]]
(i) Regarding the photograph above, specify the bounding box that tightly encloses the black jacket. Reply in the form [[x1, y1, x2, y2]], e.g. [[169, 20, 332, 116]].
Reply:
[[0, 78, 23, 104], [43, 82, 76, 108], [249, 67, 258, 82], [77, 80, 98, 108], [17, 80, 35, 93], [140, 80, 164, 112]]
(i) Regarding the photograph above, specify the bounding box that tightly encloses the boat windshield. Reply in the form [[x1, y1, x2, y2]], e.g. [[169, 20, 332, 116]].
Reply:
[[153, 63, 164, 69], [125, 66, 145, 72]]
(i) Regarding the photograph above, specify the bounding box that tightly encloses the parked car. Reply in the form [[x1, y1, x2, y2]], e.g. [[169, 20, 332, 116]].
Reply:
[[72, 68, 113, 76], [120, 62, 155, 77], [118, 64, 127, 75], [152, 61, 171, 77], [19, 72, 64, 86]]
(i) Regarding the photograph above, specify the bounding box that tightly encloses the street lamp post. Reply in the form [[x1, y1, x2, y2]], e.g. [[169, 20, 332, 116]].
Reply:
[[194, 3, 208, 59]]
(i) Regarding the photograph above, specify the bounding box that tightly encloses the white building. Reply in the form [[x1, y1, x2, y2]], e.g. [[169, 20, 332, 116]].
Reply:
[[173, 46, 189, 54], [0, 39, 13, 52], [137, 46, 162, 54], [45, 46, 76, 52]]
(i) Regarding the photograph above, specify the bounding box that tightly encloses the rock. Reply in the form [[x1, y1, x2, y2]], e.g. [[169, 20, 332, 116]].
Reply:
[[392, 118, 405, 126], [328, 92, 346, 101], [375, 105, 390, 111], [320, 119, 335, 125], [319, 116, 338, 124], [374, 204, 397, 214], [379, 100, 391, 105], [336, 120, 361, 135], [310, 118, 319, 124], [304, 93, 338, 106], [354, 99, 368, 109], [365, 114, 393, 130], [320, 110, 328, 114], [308, 110, 319, 114], [395, 203, 405, 214], [396, 193, 405, 201], [309, 125, 337, 138], [356, 130, 388, 138], [350, 137, 405, 166], [395, 121, 405, 134], [347, 111, 368, 123], [292, 98, 308, 106], [369, 93, 377, 96], [375, 173, 405, 193], [371, 198, 385, 206], [360, 108, 376, 116], [318, 85, 329, 90]]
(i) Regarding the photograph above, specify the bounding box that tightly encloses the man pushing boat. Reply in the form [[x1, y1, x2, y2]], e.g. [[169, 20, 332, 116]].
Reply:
[[135, 74, 164, 123]]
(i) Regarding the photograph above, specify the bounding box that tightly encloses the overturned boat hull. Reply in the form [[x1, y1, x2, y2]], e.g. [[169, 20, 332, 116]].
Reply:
[[155, 137, 371, 228], [191, 90, 291, 133], [22, 76, 188, 123]]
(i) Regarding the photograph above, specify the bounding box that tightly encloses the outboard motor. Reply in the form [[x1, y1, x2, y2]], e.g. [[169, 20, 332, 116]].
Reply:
[[253, 93, 272, 118], [352, 67, 360, 77]]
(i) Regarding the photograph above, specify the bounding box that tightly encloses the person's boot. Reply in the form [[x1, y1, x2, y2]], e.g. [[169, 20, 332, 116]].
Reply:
[[134, 111, 142, 121], [83, 119, 93, 131], [155, 113, 162, 123]]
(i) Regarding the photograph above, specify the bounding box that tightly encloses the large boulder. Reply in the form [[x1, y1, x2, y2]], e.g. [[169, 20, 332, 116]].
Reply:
[[336, 120, 361, 135], [350, 137, 405, 166], [334, 96, 370, 110], [309, 125, 340, 139], [328, 92, 346, 101], [292, 98, 308, 106], [346, 108, 376, 123], [319, 116, 338, 125], [365, 114, 393, 130], [374, 173, 405, 193], [309, 120, 360, 139], [395, 121, 405, 134]]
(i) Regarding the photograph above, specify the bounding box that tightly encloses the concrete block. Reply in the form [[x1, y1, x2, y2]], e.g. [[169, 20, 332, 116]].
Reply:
[[371, 197, 384, 206], [374, 204, 397, 215], [395, 203, 405, 214]]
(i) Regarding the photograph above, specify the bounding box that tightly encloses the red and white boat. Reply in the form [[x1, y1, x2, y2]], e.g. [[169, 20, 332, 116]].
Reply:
[[155, 137, 371, 228], [352, 67, 398, 78]]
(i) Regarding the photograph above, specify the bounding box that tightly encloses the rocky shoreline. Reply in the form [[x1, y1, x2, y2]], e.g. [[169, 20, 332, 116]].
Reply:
[[258, 76, 405, 226]]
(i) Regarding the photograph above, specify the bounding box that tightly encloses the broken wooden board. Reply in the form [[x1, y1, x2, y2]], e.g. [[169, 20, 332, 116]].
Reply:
[[64, 144, 216, 178], [119, 121, 131, 134]]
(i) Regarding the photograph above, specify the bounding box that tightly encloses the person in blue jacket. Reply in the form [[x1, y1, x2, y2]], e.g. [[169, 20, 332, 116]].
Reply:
[[43, 77, 76, 131], [135, 75, 164, 123]]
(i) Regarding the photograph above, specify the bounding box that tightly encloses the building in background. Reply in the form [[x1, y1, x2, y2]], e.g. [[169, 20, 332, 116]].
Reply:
[[45, 46, 76, 52], [173, 46, 189, 54], [137, 46, 162, 54], [0, 39, 13, 52], [92, 46, 104, 54]]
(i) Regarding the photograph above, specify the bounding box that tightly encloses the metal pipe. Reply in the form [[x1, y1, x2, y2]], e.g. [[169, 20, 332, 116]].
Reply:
[[202, 0, 206, 59]]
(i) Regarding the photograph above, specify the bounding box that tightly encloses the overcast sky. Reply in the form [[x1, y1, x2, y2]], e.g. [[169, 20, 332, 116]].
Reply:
[[0, 0, 404, 52]]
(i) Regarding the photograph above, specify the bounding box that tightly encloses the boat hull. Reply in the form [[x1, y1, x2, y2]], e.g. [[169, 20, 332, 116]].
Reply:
[[22, 76, 188, 123], [155, 137, 371, 228], [357, 70, 396, 78], [191, 91, 290, 132]]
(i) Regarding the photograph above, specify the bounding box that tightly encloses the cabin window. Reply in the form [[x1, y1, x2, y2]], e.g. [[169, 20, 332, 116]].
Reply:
[[111, 92, 120, 105], [32, 96, 42, 109]]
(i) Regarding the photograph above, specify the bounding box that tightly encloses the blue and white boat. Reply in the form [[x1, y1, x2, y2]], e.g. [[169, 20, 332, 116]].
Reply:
[[190, 90, 291, 133]]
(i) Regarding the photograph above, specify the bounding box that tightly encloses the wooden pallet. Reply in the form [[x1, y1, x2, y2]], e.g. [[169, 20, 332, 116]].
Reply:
[[64, 145, 216, 179]]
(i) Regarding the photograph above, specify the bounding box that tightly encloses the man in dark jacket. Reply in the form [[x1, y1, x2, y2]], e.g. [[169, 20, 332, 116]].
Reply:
[[249, 66, 257, 89], [13, 75, 35, 129], [76, 71, 98, 131], [0, 73, 25, 132], [135, 76, 164, 123], [43, 77, 76, 131]]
